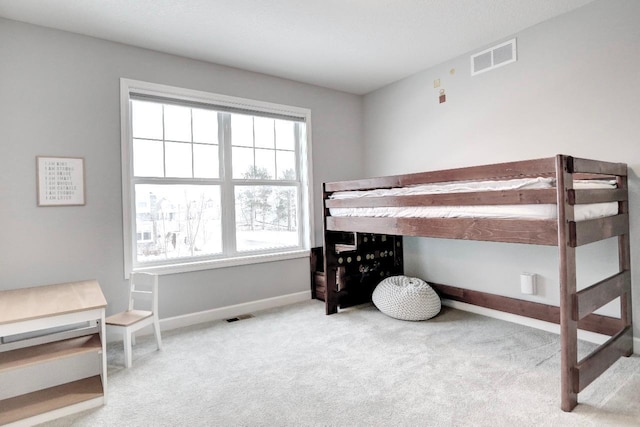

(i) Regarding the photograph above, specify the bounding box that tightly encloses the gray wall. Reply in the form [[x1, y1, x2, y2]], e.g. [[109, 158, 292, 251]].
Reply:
[[363, 0, 640, 337], [0, 18, 364, 317]]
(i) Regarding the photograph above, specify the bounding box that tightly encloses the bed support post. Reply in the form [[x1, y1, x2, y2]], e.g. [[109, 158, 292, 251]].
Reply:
[[556, 155, 578, 412], [617, 174, 633, 356], [323, 183, 339, 315]]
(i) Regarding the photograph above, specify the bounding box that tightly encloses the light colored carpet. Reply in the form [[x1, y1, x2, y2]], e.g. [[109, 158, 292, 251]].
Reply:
[[43, 300, 640, 427]]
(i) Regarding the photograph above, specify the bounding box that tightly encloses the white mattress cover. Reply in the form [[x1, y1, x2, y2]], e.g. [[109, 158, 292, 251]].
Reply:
[[329, 177, 618, 221]]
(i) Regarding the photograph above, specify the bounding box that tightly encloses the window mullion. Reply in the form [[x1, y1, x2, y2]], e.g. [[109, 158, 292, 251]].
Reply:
[[293, 123, 306, 246], [220, 113, 237, 256], [273, 121, 277, 179], [231, 179, 297, 186], [295, 122, 305, 248], [162, 105, 167, 177], [190, 108, 195, 178]]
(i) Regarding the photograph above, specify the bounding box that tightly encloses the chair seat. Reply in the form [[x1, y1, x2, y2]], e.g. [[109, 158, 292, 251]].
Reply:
[[106, 309, 153, 326], [107, 272, 161, 368]]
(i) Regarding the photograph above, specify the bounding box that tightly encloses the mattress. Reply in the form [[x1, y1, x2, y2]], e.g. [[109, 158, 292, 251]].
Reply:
[[329, 177, 618, 221]]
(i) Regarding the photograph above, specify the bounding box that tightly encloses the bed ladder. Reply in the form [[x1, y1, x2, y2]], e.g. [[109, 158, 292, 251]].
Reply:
[[557, 155, 634, 411]]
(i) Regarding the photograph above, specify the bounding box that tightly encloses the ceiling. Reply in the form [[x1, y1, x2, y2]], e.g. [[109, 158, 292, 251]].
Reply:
[[0, 0, 595, 94]]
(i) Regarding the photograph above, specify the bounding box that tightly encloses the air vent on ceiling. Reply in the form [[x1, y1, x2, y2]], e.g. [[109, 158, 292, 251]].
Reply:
[[471, 38, 517, 76]]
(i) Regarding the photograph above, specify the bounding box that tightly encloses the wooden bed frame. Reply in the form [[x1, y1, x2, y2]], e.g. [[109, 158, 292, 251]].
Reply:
[[321, 154, 633, 412]]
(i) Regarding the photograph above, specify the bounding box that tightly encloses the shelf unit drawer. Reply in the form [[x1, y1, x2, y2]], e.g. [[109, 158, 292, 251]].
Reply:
[[0, 334, 103, 400], [0, 376, 104, 426], [0, 280, 107, 426]]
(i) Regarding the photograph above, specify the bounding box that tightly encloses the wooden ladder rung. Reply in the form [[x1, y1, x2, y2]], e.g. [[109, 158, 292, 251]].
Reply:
[[575, 271, 630, 320], [571, 214, 629, 247], [576, 326, 633, 392], [568, 188, 627, 205], [569, 157, 627, 176]]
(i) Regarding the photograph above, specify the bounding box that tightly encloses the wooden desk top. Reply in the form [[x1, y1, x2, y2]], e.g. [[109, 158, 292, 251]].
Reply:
[[0, 280, 107, 325]]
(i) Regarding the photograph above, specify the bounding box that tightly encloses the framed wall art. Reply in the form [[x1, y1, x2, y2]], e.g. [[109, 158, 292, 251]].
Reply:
[[36, 156, 86, 206]]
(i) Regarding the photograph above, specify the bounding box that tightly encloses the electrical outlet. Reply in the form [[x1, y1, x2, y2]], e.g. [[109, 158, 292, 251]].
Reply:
[[433, 79, 440, 88], [520, 273, 536, 295]]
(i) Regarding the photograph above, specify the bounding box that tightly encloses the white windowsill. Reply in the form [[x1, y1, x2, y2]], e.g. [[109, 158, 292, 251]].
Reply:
[[133, 249, 310, 276]]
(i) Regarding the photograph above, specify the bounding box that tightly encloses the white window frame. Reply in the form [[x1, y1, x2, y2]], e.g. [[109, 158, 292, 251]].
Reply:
[[120, 79, 314, 276]]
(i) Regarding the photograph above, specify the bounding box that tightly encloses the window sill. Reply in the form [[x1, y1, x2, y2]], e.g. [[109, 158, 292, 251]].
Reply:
[[133, 249, 310, 276]]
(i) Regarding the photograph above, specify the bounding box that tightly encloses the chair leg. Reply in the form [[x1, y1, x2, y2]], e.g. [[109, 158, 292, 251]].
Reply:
[[124, 330, 133, 368], [153, 319, 162, 350], [131, 333, 136, 346]]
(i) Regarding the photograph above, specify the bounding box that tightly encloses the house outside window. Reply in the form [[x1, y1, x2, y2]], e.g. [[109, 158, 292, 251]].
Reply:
[[120, 79, 313, 275]]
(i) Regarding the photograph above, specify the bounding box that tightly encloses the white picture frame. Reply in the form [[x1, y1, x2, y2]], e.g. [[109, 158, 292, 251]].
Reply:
[[36, 156, 86, 206]]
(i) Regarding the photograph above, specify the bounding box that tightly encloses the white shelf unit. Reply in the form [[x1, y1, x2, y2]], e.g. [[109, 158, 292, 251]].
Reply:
[[0, 280, 107, 426]]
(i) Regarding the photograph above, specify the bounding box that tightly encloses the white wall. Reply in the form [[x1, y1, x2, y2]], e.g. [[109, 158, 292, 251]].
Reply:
[[363, 0, 640, 337], [0, 18, 364, 318]]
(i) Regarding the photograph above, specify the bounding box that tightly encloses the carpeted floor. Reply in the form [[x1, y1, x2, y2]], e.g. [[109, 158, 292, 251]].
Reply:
[[43, 300, 640, 426]]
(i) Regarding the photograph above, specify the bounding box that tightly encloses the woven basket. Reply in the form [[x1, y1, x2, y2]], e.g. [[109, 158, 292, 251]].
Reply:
[[372, 276, 441, 321]]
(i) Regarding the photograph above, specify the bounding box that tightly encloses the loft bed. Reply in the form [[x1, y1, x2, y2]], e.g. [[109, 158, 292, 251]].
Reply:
[[321, 154, 633, 412]]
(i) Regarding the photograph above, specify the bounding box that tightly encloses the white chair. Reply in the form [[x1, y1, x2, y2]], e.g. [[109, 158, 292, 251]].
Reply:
[[106, 272, 162, 368]]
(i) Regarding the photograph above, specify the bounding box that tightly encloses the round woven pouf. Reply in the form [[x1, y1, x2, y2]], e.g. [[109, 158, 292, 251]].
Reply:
[[372, 276, 441, 321]]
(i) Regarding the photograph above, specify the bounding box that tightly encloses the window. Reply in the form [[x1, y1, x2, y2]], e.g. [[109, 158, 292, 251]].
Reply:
[[120, 79, 313, 274]]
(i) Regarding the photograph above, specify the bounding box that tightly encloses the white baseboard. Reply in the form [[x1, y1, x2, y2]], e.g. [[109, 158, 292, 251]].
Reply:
[[443, 299, 639, 354], [106, 290, 311, 343], [159, 290, 311, 332]]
